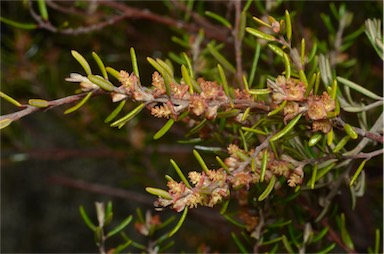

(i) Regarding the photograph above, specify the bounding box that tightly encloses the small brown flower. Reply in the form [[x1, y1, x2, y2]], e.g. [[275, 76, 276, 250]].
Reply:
[[152, 71, 166, 96], [150, 104, 173, 118], [312, 119, 332, 133], [284, 79, 305, 101], [307, 96, 327, 120], [190, 95, 206, 116], [283, 101, 300, 123], [321, 92, 335, 112]]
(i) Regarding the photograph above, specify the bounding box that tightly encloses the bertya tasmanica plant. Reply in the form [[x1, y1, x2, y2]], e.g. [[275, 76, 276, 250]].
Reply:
[[1, 1, 382, 253]]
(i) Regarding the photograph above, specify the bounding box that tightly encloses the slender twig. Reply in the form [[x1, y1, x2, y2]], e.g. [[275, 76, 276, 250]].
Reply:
[[48, 175, 154, 205], [0, 90, 105, 123], [232, 0, 243, 88]]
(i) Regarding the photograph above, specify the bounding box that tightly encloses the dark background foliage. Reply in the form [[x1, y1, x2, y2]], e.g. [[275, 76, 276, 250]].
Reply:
[[1, 1, 382, 252]]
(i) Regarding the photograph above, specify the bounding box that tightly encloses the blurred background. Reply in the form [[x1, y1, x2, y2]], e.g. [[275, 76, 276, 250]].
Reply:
[[1, 1, 382, 252]]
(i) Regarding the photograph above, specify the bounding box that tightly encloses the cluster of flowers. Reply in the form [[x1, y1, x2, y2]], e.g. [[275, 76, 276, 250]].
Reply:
[[117, 70, 262, 120], [268, 75, 336, 133], [156, 144, 303, 212], [156, 168, 230, 212]]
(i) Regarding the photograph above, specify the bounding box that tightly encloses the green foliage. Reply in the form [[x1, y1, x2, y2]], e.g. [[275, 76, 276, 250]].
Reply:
[[1, 1, 382, 253]]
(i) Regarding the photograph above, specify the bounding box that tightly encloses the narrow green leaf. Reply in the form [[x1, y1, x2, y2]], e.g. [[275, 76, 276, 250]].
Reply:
[[248, 43, 261, 87], [79, 206, 96, 231], [238, 11, 247, 40], [267, 43, 284, 57], [258, 175, 276, 201], [168, 207, 188, 237], [207, 43, 236, 73], [312, 227, 329, 243], [104, 100, 126, 123], [170, 159, 192, 188], [224, 215, 247, 228], [104, 201, 113, 226], [350, 159, 367, 186], [71, 50, 92, 75], [283, 52, 291, 79], [216, 156, 230, 173], [37, 0, 49, 21], [92, 52, 108, 80], [305, 73, 317, 97], [156, 58, 174, 79], [28, 99, 49, 108], [246, 27, 276, 41], [193, 149, 209, 174], [299, 70, 308, 87], [332, 135, 350, 153], [153, 118, 175, 140], [181, 52, 194, 78], [217, 109, 240, 118], [64, 91, 93, 114], [318, 243, 336, 253], [343, 123, 358, 139], [113, 239, 132, 254], [181, 65, 193, 94], [270, 114, 302, 142], [285, 10, 292, 41], [307, 41, 318, 63], [252, 16, 272, 28], [301, 38, 306, 66], [231, 232, 248, 254], [106, 67, 120, 80], [248, 88, 271, 95], [241, 127, 267, 136], [106, 215, 133, 238], [241, 107, 251, 122], [260, 150, 269, 182], [316, 162, 336, 181], [373, 229, 380, 254], [217, 64, 232, 103], [88, 74, 115, 91], [282, 235, 294, 254], [0, 17, 37, 29], [337, 76, 383, 100], [340, 213, 354, 249], [0, 91, 22, 107], [145, 187, 172, 199], [205, 11, 231, 28], [0, 118, 12, 129], [130, 47, 140, 78], [309, 163, 318, 189], [268, 100, 287, 116], [219, 198, 230, 215], [320, 13, 336, 34], [314, 71, 321, 95], [110, 103, 145, 127], [259, 236, 283, 246], [187, 118, 207, 136], [308, 132, 322, 147]]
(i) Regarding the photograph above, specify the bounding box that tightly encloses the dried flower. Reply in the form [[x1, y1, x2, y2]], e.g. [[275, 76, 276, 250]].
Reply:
[[152, 71, 166, 96], [287, 167, 304, 187], [312, 119, 332, 133], [199, 79, 225, 100], [190, 95, 206, 116], [320, 92, 335, 112], [283, 101, 300, 123], [307, 96, 327, 120], [150, 104, 173, 118]]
